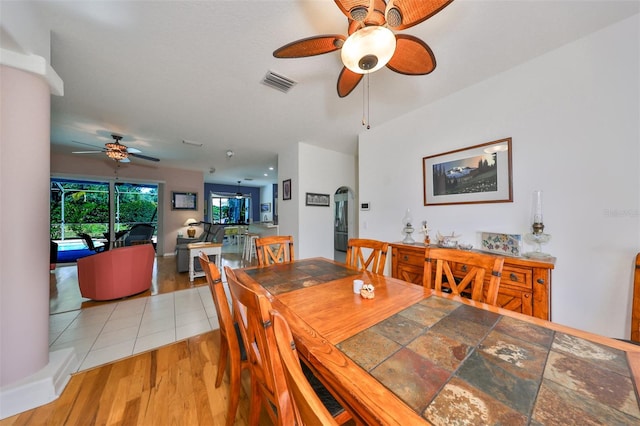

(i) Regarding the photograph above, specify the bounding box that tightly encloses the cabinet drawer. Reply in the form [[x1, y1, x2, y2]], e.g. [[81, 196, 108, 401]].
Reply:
[[395, 250, 425, 267], [448, 263, 532, 291], [500, 266, 532, 290]]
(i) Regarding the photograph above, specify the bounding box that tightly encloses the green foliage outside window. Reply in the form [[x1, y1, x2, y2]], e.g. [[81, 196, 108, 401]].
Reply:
[[50, 180, 158, 239]]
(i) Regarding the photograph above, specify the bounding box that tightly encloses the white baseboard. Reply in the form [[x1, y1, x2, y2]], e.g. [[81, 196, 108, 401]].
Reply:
[[0, 348, 78, 419]]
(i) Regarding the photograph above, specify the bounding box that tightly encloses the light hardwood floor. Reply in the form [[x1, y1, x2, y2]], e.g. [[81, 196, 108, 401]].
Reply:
[[2, 246, 268, 425]]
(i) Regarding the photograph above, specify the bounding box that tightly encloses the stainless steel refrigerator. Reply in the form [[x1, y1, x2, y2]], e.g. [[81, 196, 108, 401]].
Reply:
[[334, 191, 349, 252]]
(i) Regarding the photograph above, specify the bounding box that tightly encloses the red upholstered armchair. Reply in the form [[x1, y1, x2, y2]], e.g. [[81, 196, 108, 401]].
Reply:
[[77, 244, 155, 301]]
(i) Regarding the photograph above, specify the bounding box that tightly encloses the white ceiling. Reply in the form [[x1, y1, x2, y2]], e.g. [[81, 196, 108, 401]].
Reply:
[[16, 0, 640, 186]]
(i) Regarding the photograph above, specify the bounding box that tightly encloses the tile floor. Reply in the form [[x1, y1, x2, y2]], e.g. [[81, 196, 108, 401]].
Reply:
[[49, 285, 225, 373], [49, 248, 347, 374]]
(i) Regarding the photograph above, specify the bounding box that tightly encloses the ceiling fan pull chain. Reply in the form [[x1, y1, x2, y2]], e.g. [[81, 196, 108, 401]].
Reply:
[[367, 74, 370, 129], [362, 75, 367, 127], [362, 74, 371, 130]]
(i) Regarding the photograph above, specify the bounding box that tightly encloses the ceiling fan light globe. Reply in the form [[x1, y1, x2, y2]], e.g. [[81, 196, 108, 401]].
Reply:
[[106, 150, 128, 161], [341, 26, 396, 74]]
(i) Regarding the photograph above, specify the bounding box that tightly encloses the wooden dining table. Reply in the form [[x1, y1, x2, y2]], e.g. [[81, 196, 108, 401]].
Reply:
[[234, 257, 640, 425]]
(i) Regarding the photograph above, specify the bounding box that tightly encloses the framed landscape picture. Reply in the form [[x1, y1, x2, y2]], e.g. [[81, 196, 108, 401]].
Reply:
[[305, 193, 330, 207], [423, 138, 513, 206], [260, 202, 271, 212]]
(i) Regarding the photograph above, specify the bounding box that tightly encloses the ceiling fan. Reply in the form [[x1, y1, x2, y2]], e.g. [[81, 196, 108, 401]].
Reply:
[[273, 0, 454, 97], [72, 134, 160, 163]]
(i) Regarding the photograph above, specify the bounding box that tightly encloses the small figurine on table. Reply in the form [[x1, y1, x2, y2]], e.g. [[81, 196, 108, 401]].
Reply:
[[360, 284, 375, 299], [422, 221, 431, 244]]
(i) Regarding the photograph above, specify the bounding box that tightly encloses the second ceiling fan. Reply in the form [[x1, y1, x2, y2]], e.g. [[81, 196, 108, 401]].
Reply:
[[273, 0, 455, 97], [73, 134, 160, 163]]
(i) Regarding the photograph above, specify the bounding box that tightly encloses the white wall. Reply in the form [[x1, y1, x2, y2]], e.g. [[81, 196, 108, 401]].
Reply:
[[297, 143, 357, 259], [277, 142, 357, 259], [359, 15, 640, 338], [277, 143, 300, 249]]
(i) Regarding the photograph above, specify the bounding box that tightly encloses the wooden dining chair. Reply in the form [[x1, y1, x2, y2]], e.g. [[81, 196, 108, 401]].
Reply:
[[345, 238, 389, 275], [255, 235, 295, 267], [271, 310, 339, 426], [631, 253, 640, 342], [225, 266, 350, 425], [198, 253, 248, 426], [224, 265, 294, 425], [424, 248, 505, 306]]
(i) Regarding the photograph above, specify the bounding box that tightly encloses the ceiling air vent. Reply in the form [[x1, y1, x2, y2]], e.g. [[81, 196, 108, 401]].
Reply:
[[262, 70, 297, 93]]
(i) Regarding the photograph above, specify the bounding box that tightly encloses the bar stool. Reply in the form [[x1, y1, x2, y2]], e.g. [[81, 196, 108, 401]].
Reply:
[[236, 226, 247, 252], [243, 233, 259, 261]]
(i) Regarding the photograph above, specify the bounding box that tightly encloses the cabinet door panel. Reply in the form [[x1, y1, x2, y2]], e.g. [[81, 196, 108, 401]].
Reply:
[[495, 287, 533, 316], [397, 265, 424, 286]]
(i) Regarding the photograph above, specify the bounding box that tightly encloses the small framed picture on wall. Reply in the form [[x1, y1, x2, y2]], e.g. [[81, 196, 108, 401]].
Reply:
[[283, 179, 292, 200]]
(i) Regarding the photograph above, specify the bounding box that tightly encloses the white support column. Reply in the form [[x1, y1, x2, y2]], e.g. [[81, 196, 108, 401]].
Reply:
[[0, 60, 73, 419]]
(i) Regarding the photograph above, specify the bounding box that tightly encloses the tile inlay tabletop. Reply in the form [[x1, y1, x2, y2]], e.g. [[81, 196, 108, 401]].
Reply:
[[237, 258, 640, 425], [337, 297, 640, 424], [242, 258, 359, 295]]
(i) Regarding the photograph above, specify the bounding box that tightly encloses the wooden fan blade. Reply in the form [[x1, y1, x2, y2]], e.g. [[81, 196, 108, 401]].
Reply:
[[274, 35, 346, 58], [130, 152, 160, 162], [386, 34, 436, 75], [337, 67, 363, 98], [72, 150, 103, 154], [386, 0, 454, 30]]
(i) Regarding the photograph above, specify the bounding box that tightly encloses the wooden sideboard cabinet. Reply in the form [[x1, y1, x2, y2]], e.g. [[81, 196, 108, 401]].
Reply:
[[390, 242, 555, 320]]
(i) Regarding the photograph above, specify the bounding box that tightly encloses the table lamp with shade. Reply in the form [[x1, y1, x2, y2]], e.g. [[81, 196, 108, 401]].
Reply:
[[183, 218, 199, 238]]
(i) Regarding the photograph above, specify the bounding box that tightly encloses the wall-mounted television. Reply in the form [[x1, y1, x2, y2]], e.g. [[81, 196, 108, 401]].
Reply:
[[172, 191, 197, 210]]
